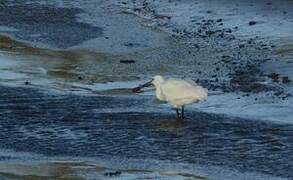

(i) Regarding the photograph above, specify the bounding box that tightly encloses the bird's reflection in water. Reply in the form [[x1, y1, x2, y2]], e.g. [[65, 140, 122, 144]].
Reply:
[[154, 118, 187, 131]]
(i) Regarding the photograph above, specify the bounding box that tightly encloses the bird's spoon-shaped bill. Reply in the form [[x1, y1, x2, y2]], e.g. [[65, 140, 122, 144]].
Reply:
[[132, 79, 153, 93]]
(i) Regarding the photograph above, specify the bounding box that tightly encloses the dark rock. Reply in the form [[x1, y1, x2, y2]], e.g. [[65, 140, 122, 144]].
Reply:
[[239, 44, 245, 48], [206, 30, 215, 36], [154, 14, 172, 20], [222, 55, 231, 59], [267, 73, 279, 82], [266, 2, 272, 5], [249, 21, 257, 26], [218, 32, 224, 37], [120, 59, 136, 64], [240, 83, 267, 93], [216, 18, 223, 22], [206, 10, 212, 14], [24, 81, 30, 85], [226, 29, 232, 33], [282, 76, 291, 84], [219, 23, 223, 26], [104, 171, 122, 177], [274, 91, 284, 97], [124, 42, 140, 47], [78, 76, 83, 80], [194, 44, 200, 49]]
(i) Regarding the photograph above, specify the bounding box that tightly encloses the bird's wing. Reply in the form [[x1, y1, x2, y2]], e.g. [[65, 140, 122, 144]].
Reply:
[[161, 80, 208, 101]]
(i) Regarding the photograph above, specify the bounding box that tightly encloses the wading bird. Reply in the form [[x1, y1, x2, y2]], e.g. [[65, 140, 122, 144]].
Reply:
[[133, 75, 208, 119]]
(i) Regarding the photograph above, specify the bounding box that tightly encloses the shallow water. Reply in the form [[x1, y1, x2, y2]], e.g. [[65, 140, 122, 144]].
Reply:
[[0, 85, 292, 179]]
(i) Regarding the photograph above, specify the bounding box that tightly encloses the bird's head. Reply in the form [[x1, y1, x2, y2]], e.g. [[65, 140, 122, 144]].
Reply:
[[152, 75, 164, 87], [141, 75, 164, 87], [132, 75, 164, 93]]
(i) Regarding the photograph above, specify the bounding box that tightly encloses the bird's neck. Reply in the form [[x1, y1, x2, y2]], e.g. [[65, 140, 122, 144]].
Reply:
[[155, 84, 165, 101]]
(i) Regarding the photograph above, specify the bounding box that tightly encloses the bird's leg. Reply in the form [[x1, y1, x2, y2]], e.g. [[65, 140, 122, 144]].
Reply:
[[181, 106, 184, 119], [176, 108, 180, 119]]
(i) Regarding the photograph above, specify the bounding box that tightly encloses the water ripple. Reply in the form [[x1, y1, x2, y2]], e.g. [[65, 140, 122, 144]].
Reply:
[[0, 86, 293, 178]]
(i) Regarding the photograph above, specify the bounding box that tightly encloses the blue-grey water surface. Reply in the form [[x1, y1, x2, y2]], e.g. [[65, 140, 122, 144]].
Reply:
[[0, 86, 292, 178]]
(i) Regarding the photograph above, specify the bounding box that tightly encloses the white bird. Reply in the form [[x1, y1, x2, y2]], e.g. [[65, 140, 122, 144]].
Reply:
[[133, 75, 208, 119]]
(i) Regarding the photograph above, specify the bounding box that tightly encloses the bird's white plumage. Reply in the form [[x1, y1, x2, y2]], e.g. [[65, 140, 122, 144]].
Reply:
[[152, 75, 208, 108]]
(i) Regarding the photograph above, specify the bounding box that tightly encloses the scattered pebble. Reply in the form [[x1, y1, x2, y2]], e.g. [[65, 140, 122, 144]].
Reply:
[[249, 21, 257, 26], [120, 59, 136, 64], [282, 76, 291, 84], [104, 171, 122, 177], [239, 44, 245, 48], [268, 73, 279, 82]]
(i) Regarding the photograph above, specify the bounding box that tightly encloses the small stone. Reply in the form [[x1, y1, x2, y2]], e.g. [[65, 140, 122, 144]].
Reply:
[[104, 171, 122, 177], [282, 76, 291, 84], [226, 29, 232, 33], [78, 76, 83, 80], [24, 81, 30, 85], [216, 18, 223, 22], [239, 44, 245, 48], [120, 59, 136, 64], [249, 21, 257, 26], [206, 30, 215, 36], [268, 73, 279, 82]]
